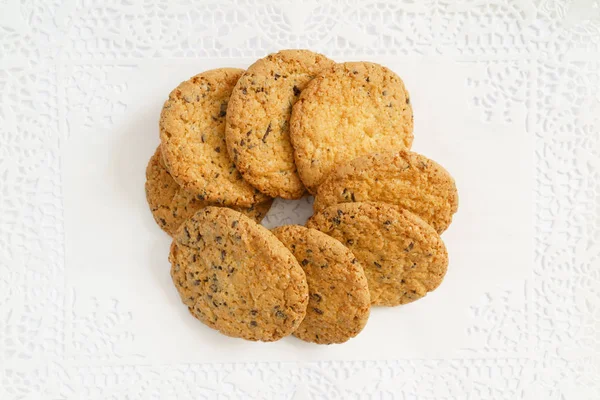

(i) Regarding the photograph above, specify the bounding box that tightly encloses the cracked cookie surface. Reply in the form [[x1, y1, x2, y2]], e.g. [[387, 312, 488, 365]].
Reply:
[[290, 62, 414, 194], [226, 50, 334, 199], [170, 207, 308, 341], [272, 225, 370, 344], [314, 150, 458, 233], [145, 147, 272, 236], [307, 202, 448, 306], [159, 68, 270, 207]]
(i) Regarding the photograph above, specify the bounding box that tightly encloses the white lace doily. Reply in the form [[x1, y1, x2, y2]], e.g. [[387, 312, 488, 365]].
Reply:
[[1, 1, 599, 398]]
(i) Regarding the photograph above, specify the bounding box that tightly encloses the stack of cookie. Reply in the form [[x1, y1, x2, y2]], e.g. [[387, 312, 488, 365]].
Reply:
[[145, 50, 458, 344]]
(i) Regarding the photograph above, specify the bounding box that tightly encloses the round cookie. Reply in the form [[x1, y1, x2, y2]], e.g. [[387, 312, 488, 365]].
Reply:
[[290, 61, 414, 194], [145, 147, 273, 236], [226, 50, 334, 199], [272, 225, 370, 344], [306, 202, 448, 306], [314, 150, 459, 233], [170, 207, 309, 341], [159, 68, 270, 207]]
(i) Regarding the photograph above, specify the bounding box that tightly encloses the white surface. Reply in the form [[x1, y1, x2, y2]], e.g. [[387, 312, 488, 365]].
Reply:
[[61, 57, 532, 363], [1, 0, 599, 398]]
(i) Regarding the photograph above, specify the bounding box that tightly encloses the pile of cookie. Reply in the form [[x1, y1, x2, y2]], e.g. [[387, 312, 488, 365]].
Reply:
[[145, 50, 458, 344]]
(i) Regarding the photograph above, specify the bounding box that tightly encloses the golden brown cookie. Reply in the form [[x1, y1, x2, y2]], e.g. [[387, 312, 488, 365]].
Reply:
[[307, 202, 448, 306], [272, 225, 370, 344], [226, 50, 334, 199], [170, 207, 309, 341], [314, 150, 458, 233], [145, 147, 273, 236], [159, 68, 270, 207], [290, 61, 414, 194]]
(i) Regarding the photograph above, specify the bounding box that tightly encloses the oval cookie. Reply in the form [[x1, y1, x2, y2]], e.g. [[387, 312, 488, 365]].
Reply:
[[145, 147, 273, 236], [290, 62, 414, 193], [170, 207, 308, 341], [159, 68, 270, 207], [306, 202, 448, 306], [314, 150, 458, 233], [272, 225, 370, 344], [226, 50, 334, 199]]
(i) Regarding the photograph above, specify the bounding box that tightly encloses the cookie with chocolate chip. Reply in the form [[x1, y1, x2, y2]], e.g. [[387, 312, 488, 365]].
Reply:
[[226, 50, 334, 199], [290, 62, 414, 193], [314, 150, 458, 233], [170, 207, 309, 341], [272, 225, 370, 344], [145, 147, 273, 236], [159, 68, 270, 207], [307, 202, 447, 306]]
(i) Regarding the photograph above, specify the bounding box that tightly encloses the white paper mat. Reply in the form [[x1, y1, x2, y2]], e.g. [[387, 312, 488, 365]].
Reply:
[[61, 57, 532, 363]]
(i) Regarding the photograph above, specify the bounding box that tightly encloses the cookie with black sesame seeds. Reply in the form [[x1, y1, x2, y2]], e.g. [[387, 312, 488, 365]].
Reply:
[[170, 207, 309, 341], [226, 50, 334, 199], [159, 68, 271, 207], [145, 147, 273, 236], [272, 225, 370, 344], [306, 202, 448, 306], [290, 61, 414, 194], [314, 150, 458, 233]]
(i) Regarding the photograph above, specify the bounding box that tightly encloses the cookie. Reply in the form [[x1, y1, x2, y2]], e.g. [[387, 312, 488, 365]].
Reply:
[[145, 147, 273, 236], [169, 207, 309, 341], [159, 68, 271, 207], [290, 61, 414, 193], [226, 50, 334, 199], [314, 150, 458, 233], [307, 202, 448, 306], [272, 225, 370, 344]]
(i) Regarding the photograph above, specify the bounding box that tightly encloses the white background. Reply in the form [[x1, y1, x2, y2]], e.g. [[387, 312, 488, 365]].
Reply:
[[1, 1, 599, 398]]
